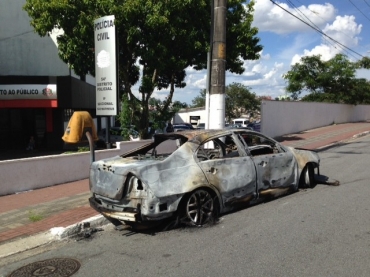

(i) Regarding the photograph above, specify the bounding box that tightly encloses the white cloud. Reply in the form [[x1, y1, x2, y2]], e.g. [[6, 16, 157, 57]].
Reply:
[[253, 0, 336, 34], [290, 15, 362, 64]]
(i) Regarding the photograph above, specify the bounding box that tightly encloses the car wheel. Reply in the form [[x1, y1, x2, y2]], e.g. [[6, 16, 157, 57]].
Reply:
[[182, 189, 215, 226], [302, 164, 316, 188]]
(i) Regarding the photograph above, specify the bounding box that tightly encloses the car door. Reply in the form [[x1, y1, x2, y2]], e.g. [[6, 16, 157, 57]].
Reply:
[[195, 134, 257, 206], [238, 132, 297, 192]]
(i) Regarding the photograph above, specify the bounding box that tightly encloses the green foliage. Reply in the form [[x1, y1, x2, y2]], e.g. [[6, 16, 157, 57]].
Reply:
[[24, 0, 262, 137], [225, 83, 260, 122], [28, 210, 44, 222], [283, 54, 370, 105], [191, 89, 206, 108], [77, 146, 89, 152], [118, 94, 139, 140], [190, 83, 261, 122], [148, 98, 187, 132]]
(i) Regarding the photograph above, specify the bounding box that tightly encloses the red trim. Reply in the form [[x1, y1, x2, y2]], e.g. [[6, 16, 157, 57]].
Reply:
[[0, 100, 58, 108], [46, 108, 53, 132]]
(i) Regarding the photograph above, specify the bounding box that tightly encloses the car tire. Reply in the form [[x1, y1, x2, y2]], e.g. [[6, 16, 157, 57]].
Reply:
[[180, 189, 216, 226], [301, 163, 316, 188]]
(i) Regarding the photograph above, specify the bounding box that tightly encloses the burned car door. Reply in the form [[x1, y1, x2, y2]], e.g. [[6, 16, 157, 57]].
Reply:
[[195, 134, 257, 206], [238, 132, 297, 193]]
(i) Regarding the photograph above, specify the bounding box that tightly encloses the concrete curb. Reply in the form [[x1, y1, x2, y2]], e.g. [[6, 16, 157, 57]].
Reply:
[[353, 131, 370, 139], [0, 215, 109, 259], [50, 215, 109, 240], [316, 131, 370, 151]]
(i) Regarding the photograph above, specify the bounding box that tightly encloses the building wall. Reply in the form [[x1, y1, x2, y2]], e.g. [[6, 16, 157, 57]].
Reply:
[[173, 107, 207, 125], [0, 0, 70, 76], [261, 100, 370, 138]]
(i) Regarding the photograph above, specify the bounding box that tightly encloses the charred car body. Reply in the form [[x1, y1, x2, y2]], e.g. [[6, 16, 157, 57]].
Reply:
[[89, 129, 320, 227]]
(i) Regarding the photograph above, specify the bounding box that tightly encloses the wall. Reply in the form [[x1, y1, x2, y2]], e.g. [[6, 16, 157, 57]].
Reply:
[[174, 107, 207, 125], [261, 101, 370, 138], [3, 101, 370, 196], [0, 0, 70, 76], [0, 139, 178, 196], [0, 140, 149, 196]]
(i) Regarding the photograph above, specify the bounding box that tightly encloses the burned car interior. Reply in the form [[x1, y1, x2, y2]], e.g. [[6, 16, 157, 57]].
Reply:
[[195, 132, 283, 162]]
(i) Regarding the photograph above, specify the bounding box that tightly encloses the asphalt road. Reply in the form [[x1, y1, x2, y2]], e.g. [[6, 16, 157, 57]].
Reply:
[[1, 135, 370, 277]]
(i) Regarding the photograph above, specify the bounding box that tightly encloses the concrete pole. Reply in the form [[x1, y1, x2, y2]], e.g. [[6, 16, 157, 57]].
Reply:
[[209, 0, 226, 129]]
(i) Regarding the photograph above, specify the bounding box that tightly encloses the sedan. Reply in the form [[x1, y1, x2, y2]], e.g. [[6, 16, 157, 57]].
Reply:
[[89, 129, 320, 229]]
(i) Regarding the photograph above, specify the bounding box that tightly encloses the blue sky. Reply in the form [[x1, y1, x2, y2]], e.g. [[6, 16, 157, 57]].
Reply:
[[137, 0, 370, 104]]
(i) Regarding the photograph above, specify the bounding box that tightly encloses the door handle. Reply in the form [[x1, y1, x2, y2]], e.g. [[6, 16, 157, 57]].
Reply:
[[258, 161, 267, 167]]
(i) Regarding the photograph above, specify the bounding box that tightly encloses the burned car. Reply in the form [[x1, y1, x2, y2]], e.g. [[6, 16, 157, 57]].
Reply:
[[89, 129, 320, 228]]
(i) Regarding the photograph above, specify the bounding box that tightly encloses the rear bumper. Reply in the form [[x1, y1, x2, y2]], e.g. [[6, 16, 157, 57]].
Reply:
[[89, 196, 174, 222], [89, 197, 139, 222]]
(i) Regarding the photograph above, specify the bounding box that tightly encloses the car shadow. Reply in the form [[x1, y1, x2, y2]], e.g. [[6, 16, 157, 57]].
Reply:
[[314, 174, 340, 186]]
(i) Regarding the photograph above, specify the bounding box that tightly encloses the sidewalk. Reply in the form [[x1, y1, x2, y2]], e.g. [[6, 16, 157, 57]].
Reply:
[[1, 122, 370, 257]]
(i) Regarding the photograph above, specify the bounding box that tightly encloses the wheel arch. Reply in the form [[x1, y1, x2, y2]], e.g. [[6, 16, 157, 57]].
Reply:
[[299, 162, 318, 188], [178, 185, 222, 214]]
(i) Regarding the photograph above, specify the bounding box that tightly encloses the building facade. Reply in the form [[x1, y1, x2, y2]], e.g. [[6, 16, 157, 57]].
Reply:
[[0, 0, 98, 151]]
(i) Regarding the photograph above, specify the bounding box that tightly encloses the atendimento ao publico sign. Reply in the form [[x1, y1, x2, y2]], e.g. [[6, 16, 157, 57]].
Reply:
[[94, 15, 118, 116]]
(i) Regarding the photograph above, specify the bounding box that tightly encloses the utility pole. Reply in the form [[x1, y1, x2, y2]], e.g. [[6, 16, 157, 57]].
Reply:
[[207, 0, 227, 129]]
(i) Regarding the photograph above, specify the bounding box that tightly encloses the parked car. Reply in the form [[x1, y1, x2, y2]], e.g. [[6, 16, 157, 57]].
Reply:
[[89, 128, 322, 229], [247, 122, 261, 132], [173, 123, 195, 132], [196, 123, 205, 129], [98, 127, 139, 144], [231, 118, 250, 127]]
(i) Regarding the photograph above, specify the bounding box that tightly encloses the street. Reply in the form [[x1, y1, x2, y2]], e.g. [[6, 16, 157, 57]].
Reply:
[[1, 135, 370, 277]]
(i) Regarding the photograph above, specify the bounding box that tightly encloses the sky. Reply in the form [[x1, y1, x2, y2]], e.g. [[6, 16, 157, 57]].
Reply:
[[138, 0, 370, 105]]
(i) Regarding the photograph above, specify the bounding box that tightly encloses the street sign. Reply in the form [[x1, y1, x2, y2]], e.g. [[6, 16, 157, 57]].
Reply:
[[94, 15, 118, 116]]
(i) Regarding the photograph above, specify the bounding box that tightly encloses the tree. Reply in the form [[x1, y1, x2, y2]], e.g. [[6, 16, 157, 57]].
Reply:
[[191, 89, 206, 108], [24, 0, 262, 138], [283, 54, 370, 104], [190, 83, 261, 122], [225, 83, 260, 122]]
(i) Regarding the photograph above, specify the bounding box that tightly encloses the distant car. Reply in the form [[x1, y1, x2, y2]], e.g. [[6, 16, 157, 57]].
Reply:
[[98, 127, 139, 144], [196, 123, 205, 129], [254, 123, 261, 132], [247, 122, 261, 132], [89, 128, 321, 229], [173, 123, 195, 132], [226, 124, 253, 131], [231, 118, 250, 127]]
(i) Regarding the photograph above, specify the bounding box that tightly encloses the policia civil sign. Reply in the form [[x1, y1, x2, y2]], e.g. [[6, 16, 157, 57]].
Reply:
[[94, 15, 118, 116]]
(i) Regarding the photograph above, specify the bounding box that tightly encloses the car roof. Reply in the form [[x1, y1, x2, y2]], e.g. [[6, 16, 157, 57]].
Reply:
[[154, 128, 264, 144]]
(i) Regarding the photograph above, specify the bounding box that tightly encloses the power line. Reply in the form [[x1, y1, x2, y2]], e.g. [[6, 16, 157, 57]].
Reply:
[[0, 30, 35, 42], [287, 0, 359, 60], [348, 0, 370, 22], [285, 0, 342, 54], [270, 0, 364, 59], [363, 0, 370, 8]]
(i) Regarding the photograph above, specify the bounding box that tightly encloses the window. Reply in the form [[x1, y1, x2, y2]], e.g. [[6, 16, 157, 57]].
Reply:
[[196, 134, 240, 162], [237, 132, 283, 156]]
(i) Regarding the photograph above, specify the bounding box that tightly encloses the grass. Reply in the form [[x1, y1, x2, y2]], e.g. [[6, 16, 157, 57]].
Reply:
[[28, 210, 44, 222]]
